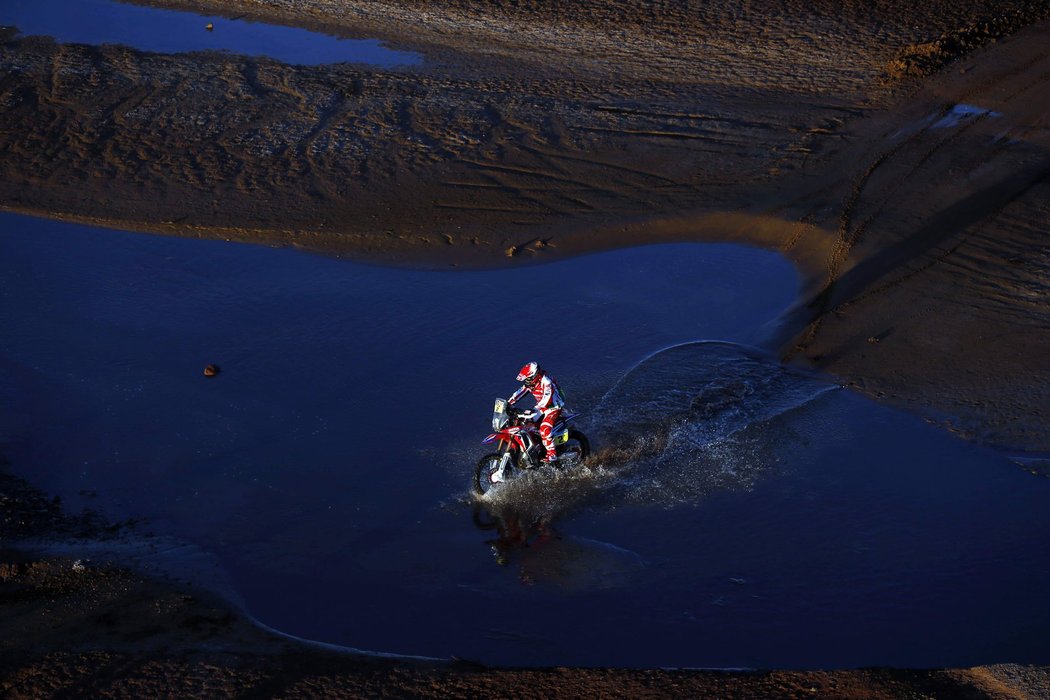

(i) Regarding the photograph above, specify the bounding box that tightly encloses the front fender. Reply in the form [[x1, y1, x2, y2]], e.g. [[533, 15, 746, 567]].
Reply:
[[481, 433, 523, 450]]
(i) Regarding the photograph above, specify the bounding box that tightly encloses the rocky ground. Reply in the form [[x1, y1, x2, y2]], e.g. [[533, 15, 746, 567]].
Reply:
[[3, 0, 1050, 695]]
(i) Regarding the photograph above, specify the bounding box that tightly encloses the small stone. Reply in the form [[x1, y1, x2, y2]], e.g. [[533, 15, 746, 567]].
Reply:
[[205, 22, 214, 31], [203, 364, 220, 377]]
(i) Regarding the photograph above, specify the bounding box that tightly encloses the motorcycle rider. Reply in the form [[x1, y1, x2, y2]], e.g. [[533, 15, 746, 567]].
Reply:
[[508, 361, 566, 465]]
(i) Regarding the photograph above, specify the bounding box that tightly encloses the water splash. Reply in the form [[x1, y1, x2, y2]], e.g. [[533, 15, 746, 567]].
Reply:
[[586, 341, 838, 506], [472, 341, 837, 518]]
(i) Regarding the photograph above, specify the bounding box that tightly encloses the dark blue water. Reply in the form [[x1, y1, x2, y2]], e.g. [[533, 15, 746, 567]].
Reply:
[[2, 0, 420, 66], [2, 213, 1049, 668]]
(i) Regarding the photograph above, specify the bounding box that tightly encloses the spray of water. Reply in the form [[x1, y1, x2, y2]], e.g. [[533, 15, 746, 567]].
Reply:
[[473, 341, 837, 519]]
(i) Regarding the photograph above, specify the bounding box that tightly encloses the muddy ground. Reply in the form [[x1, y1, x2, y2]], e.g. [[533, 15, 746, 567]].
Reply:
[[2, 0, 1050, 695]]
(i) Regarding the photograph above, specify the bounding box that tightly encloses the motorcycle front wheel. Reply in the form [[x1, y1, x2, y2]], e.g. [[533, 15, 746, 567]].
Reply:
[[474, 453, 504, 496]]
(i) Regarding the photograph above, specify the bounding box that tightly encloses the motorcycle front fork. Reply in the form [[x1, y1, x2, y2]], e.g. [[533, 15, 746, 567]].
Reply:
[[494, 449, 514, 480]]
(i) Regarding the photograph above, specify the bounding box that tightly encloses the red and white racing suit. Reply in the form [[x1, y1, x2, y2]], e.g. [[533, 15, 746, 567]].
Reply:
[[508, 373, 566, 461]]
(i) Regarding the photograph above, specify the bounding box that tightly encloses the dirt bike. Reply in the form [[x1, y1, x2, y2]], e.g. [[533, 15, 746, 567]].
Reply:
[[474, 397, 590, 496]]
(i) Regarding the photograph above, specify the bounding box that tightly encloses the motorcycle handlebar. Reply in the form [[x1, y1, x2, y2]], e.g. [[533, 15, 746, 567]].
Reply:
[[504, 405, 531, 424]]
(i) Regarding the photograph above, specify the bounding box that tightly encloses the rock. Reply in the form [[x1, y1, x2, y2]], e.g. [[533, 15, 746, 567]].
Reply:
[[203, 364, 220, 377]]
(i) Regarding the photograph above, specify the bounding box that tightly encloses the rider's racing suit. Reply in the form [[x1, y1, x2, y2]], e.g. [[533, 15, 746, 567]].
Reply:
[[508, 373, 566, 462]]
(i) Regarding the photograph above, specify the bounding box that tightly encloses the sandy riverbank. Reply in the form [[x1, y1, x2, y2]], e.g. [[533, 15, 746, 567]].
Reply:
[[2, 0, 1050, 695]]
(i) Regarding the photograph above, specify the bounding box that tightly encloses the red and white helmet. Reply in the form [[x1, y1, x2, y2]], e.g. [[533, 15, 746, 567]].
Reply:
[[516, 361, 542, 386]]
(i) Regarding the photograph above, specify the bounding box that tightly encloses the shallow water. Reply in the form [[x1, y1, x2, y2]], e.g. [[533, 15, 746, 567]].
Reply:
[[2, 214, 1049, 668], [2, 0, 420, 66]]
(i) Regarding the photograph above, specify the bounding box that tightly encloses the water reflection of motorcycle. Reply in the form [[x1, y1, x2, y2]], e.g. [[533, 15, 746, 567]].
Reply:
[[472, 504, 556, 579], [472, 503, 645, 590], [474, 398, 590, 496]]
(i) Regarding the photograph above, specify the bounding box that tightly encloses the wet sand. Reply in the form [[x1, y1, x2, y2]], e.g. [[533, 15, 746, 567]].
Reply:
[[3, 0, 1050, 695]]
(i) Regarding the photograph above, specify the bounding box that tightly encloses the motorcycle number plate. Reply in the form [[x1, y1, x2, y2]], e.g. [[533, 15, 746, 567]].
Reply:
[[555, 431, 569, 445]]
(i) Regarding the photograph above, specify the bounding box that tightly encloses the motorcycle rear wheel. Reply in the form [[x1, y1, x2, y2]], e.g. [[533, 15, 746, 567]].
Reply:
[[558, 429, 590, 465], [474, 453, 504, 496]]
